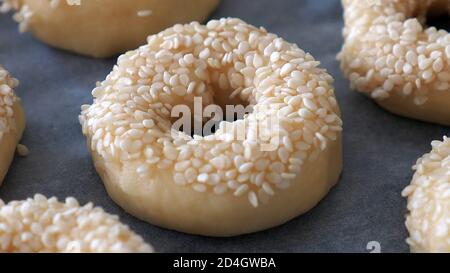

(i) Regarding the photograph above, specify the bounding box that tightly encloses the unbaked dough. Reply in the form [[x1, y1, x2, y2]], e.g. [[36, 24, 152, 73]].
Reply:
[[0, 65, 25, 185], [402, 137, 450, 253], [80, 18, 343, 236], [1, 0, 219, 58], [0, 194, 153, 252], [339, 0, 450, 125]]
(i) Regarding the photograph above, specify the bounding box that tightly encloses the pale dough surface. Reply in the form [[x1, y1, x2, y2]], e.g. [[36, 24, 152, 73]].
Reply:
[[90, 134, 342, 236], [376, 87, 450, 126], [23, 0, 219, 58]]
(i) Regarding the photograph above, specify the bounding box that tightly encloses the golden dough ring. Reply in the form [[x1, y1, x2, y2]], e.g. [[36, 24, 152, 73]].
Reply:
[[80, 18, 343, 236], [0, 65, 25, 185], [402, 137, 450, 253], [0, 194, 153, 252], [339, 0, 450, 125], [0, 0, 219, 58]]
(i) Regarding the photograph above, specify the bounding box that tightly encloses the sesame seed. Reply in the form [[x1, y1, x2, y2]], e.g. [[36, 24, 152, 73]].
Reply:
[[280, 63, 294, 77], [174, 160, 190, 172], [137, 10, 152, 17], [199, 48, 210, 59], [248, 191, 258, 207], [197, 173, 209, 183], [402, 63, 412, 74], [234, 184, 249, 197], [16, 144, 29, 157], [238, 162, 254, 173], [208, 174, 221, 185], [136, 164, 149, 175], [303, 98, 317, 111], [262, 182, 275, 196]]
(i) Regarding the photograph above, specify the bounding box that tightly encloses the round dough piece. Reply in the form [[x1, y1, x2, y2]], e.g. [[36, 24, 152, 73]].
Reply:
[[80, 18, 343, 236], [339, 0, 450, 125], [402, 137, 450, 253], [0, 65, 25, 185], [0, 194, 153, 252], [1, 0, 219, 58]]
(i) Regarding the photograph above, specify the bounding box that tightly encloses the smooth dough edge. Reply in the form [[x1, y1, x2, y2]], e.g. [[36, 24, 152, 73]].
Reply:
[[88, 133, 342, 237]]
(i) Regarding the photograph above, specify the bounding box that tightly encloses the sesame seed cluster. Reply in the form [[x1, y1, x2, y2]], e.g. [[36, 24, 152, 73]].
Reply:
[[339, 0, 450, 105], [79, 18, 342, 207], [0, 194, 153, 253], [402, 137, 450, 252], [0, 65, 19, 142]]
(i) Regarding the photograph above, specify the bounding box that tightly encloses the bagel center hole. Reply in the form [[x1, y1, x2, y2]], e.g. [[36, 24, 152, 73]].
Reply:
[[423, 2, 450, 31], [171, 88, 252, 138], [426, 14, 450, 31]]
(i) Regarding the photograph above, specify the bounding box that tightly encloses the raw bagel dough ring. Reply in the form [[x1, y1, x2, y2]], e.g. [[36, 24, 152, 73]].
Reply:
[[402, 137, 450, 253], [0, 65, 25, 185], [0, 194, 153, 252], [80, 18, 343, 236], [339, 0, 450, 125], [0, 0, 219, 58]]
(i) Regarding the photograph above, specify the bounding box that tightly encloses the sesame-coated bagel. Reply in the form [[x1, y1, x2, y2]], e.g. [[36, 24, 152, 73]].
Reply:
[[0, 195, 153, 252], [0, 65, 25, 185], [402, 137, 450, 252], [0, 0, 219, 58], [80, 18, 343, 236], [339, 0, 450, 125]]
